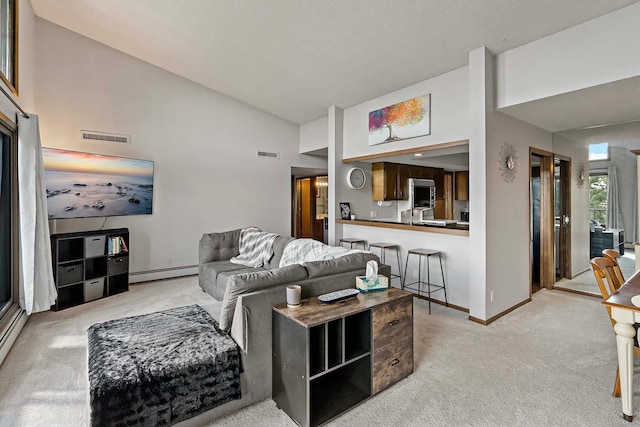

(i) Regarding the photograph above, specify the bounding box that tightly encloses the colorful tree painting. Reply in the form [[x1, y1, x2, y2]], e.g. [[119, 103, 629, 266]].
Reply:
[[368, 94, 430, 146]]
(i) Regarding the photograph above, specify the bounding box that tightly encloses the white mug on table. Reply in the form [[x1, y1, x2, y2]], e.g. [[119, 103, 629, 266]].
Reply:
[[287, 285, 301, 306]]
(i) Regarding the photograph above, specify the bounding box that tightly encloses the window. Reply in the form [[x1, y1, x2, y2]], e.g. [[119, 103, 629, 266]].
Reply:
[[0, 0, 17, 95], [589, 172, 608, 226], [0, 114, 17, 343], [589, 143, 609, 161]]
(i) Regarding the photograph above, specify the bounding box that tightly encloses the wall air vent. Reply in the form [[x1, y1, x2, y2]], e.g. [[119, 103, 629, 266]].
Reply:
[[257, 150, 280, 159], [81, 130, 130, 144]]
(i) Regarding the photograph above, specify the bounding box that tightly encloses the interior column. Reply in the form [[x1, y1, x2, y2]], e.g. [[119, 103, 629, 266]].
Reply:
[[632, 150, 640, 272]]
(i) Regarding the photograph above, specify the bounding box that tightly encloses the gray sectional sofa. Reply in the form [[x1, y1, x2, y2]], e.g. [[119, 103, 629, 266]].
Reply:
[[188, 228, 390, 425]]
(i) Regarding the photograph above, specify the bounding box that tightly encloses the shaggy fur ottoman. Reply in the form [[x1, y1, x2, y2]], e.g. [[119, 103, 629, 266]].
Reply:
[[88, 304, 241, 426]]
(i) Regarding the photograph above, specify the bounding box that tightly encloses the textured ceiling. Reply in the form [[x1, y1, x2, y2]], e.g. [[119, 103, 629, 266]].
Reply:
[[30, 0, 639, 125]]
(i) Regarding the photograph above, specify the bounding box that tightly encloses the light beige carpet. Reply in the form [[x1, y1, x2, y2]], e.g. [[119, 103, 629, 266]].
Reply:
[[0, 276, 638, 426]]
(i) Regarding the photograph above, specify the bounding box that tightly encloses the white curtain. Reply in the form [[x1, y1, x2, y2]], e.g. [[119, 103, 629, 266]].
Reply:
[[18, 114, 57, 314], [606, 165, 624, 230]]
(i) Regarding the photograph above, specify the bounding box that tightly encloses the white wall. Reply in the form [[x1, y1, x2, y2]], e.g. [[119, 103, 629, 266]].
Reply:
[[325, 63, 472, 314], [342, 66, 469, 160], [35, 19, 325, 279], [485, 111, 551, 318], [335, 65, 470, 237], [337, 161, 398, 222], [496, 3, 640, 109], [469, 48, 553, 320], [299, 115, 328, 154], [552, 134, 590, 276]]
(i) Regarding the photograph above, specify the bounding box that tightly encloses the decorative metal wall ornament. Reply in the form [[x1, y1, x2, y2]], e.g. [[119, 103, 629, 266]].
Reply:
[[576, 164, 586, 187], [499, 143, 519, 182]]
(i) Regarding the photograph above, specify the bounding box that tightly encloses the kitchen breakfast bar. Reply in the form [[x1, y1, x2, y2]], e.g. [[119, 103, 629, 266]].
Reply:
[[338, 219, 470, 311]]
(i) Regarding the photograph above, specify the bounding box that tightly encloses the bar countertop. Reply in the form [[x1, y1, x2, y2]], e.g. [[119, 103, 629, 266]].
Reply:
[[337, 218, 469, 236]]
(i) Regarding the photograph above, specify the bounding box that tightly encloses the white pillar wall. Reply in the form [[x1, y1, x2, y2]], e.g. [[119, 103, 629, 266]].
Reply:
[[328, 106, 344, 246], [468, 47, 491, 320], [636, 154, 640, 272]]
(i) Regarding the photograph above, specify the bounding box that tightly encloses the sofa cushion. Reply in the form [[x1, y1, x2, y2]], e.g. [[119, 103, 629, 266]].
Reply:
[[219, 264, 308, 331], [302, 252, 380, 279], [199, 229, 242, 263], [200, 260, 265, 300], [265, 235, 295, 269]]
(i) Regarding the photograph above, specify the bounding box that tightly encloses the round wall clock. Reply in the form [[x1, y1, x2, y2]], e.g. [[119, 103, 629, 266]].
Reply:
[[346, 167, 366, 189]]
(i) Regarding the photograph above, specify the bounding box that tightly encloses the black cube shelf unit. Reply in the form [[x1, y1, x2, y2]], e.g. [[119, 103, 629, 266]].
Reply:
[[51, 228, 129, 311], [590, 228, 624, 259]]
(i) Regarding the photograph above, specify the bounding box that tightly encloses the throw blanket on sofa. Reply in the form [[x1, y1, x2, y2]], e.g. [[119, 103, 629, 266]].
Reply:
[[230, 227, 278, 268], [279, 238, 362, 267]]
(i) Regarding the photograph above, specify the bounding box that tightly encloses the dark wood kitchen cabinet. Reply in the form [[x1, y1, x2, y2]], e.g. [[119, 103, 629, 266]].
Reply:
[[373, 162, 445, 201], [430, 167, 445, 200], [397, 164, 410, 200], [455, 171, 469, 201], [372, 162, 402, 201]]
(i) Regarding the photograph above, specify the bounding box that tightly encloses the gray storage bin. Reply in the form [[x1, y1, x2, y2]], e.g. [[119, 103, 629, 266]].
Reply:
[[108, 256, 129, 276], [85, 235, 106, 258], [84, 277, 105, 302], [58, 263, 84, 286]]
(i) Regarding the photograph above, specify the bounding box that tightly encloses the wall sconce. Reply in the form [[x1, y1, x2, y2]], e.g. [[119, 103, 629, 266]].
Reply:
[[499, 143, 518, 183], [576, 164, 586, 187]]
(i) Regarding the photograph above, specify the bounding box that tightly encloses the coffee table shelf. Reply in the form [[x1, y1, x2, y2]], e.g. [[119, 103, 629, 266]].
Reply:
[[272, 287, 413, 426]]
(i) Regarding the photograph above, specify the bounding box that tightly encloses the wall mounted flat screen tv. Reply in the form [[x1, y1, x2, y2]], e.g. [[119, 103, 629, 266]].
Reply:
[[43, 148, 154, 219]]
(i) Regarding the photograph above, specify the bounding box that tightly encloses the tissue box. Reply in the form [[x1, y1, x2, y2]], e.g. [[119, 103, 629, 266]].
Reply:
[[356, 275, 389, 292]]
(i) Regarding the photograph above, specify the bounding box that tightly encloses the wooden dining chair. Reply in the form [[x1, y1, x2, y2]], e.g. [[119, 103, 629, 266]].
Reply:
[[602, 249, 625, 290], [590, 257, 640, 397]]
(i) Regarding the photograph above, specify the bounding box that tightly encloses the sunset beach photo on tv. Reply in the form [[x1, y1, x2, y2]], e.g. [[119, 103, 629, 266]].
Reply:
[[42, 148, 154, 219]]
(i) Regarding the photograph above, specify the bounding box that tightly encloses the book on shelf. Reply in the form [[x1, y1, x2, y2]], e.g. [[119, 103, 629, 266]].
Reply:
[[119, 236, 128, 252], [108, 236, 128, 255]]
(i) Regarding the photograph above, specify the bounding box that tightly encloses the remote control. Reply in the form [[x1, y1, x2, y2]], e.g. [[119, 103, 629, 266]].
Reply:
[[318, 288, 360, 304]]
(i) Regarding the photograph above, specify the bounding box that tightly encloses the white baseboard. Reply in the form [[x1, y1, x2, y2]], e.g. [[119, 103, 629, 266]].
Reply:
[[571, 267, 590, 279], [129, 265, 198, 283], [0, 309, 28, 367]]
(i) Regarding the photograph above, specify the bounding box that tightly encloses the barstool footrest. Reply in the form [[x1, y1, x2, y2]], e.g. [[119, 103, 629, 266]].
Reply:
[[403, 282, 446, 293]]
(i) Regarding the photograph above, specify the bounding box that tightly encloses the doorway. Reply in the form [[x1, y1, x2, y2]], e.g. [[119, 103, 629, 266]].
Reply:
[[555, 155, 572, 280], [293, 175, 328, 243], [530, 149, 555, 294], [530, 149, 572, 295]]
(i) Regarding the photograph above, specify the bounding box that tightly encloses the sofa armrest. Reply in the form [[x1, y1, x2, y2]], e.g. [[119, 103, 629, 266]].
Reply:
[[220, 264, 308, 330], [229, 264, 392, 353], [199, 229, 242, 264]]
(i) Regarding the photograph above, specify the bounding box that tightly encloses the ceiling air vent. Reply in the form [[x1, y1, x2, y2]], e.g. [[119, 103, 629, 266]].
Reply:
[[257, 150, 280, 159], [81, 130, 130, 144]]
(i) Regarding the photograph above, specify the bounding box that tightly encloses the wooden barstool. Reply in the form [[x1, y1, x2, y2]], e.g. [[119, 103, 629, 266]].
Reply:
[[402, 248, 447, 314], [369, 242, 402, 284], [339, 238, 367, 250]]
